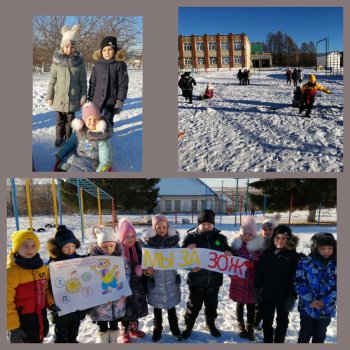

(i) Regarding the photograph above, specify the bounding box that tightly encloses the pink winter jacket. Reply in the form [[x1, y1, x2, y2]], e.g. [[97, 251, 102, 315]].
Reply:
[[229, 235, 264, 304]]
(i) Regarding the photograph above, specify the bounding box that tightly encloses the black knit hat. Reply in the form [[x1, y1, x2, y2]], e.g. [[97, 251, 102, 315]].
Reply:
[[310, 232, 337, 253], [272, 224, 292, 240], [198, 209, 215, 226], [54, 225, 79, 249], [100, 36, 117, 53]]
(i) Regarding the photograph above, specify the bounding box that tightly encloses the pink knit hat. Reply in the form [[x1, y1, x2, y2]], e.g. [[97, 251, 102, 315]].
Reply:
[[240, 216, 257, 236], [118, 218, 136, 243], [152, 214, 169, 229], [82, 101, 101, 122]]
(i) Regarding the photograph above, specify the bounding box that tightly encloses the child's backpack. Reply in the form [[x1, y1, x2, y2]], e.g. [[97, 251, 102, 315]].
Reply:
[[292, 86, 303, 108]]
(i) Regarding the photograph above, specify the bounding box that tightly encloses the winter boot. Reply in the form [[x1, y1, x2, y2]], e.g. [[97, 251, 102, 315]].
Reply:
[[128, 321, 146, 338], [109, 330, 119, 343], [238, 322, 248, 338], [152, 326, 163, 342], [247, 324, 256, 341], [205, 323, 221, 337], [117, 328, 131, 343], [96, 330, 110, 343]]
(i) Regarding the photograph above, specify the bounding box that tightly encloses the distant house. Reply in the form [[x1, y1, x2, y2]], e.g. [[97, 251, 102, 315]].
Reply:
[[154, 178, 227, 214]]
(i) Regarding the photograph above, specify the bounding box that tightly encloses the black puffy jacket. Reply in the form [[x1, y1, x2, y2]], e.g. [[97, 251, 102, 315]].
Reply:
[[182, 228, 230, 288], [178, 75, 197, 91]]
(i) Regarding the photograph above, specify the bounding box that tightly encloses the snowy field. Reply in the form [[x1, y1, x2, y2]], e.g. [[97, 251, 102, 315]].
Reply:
[[7, 210, 337, 343], [178, 68, 343, 172], [32, 69, 142, 172]]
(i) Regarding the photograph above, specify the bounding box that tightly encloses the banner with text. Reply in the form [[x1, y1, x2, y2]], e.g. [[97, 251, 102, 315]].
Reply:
[[49, 256, 132, 316], [142, 248, 250, 278]]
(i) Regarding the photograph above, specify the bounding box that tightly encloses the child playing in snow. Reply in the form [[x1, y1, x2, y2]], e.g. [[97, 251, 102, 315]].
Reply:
[[299, 74, 331, 118], [46, 225, 87, 343], [54, 101, 112, 172], [88, 36, 129, 127], [178, 71, 197, 104], [117, 219, 148, 343], [254, 225, 304, 343], [294, 233, 337, 343], [46, 25, 87, 147], [181, 210, 232, 339], [229, 216, 264, 341], [144, 214, 182, 342], [7, 230, 56, 343], [88, 225, 129, 343], [200, 83, 214, 100]]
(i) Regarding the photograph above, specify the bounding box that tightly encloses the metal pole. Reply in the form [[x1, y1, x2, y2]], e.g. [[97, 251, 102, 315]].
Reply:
[[263, 194, 267, 215], [97, 188, 102, 225], [245, 179, 249, 213], [112, 198, 116, 232], [51, 178, 58, 229], [80, 187, 85, 242], [57, 179, 63, 225], [317, 205, 322, 225], [235, 178, 239, 226], [25, 179, 33, 231], [288, 194, 294, 225], [77, 179, 84, 242], [220, 180, 224, 224], [11, 178, 20, 231]]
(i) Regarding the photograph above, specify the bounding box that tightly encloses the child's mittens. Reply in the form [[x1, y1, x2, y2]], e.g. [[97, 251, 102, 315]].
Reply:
[[47, 99, 53, 107], [114, 100, 124, 114], [8, 328, 27, 343], [326, 89, 332, 94], [135, 264, 143, 277], [48, 304, 61, 324], [148, 277, 156, 289], [176, 274, 181, 285]]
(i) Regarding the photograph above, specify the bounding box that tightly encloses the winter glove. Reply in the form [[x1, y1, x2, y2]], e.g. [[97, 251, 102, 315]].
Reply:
[[326, 89, 331, 94], [135, 264, 143, 277], [114, 100, 124, 114], [48, 304, 61, 324], [284, 295, 296, 312], [254, 288, 263, 304], [148, 277, 155, 289], [8, 328, 27, 343], [176, 274, 181, 285]]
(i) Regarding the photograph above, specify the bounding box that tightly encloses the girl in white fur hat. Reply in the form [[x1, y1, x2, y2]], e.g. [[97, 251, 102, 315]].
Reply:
[[46, 25, 87, 147]]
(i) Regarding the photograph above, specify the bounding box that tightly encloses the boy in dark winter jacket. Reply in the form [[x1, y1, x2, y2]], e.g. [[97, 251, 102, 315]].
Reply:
[[88, 36, 129, 127], [7, 230, 56, 343], [46, 225, 87, 343], [181, 210, 232, 339], [294, 233, 337, 343], [178, 72, 197, 104], [254, 225, 304, 343]]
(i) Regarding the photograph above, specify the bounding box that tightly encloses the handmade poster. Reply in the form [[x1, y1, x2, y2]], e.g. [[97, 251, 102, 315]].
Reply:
[[142, 248, 251, 278], [49, 256, 132, 316]]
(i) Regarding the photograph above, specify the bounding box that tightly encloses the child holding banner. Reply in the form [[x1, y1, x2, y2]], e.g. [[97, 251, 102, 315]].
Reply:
[[181, 209, 231, 339], [144, 214, 182, 342], [254, 225, 302, 343], [7, 230, 56, 343], [88, 225, 129, 343], [229, 216, 264, 341], [46, 225, 87, 343], [117, 219, 148, 343]]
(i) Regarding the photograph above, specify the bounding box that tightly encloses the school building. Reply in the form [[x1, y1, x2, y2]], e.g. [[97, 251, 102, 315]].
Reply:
[[178, 33, 251, 71]]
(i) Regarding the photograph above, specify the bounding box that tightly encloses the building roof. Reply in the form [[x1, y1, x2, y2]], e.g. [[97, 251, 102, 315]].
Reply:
[[157, 178, 217, 196]]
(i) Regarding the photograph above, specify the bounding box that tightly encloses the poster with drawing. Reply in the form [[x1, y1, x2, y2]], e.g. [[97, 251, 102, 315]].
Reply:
[[49, 256, 132, 316]]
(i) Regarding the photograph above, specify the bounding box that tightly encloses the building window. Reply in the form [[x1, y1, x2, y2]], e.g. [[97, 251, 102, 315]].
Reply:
[[222, 57, 230, 64], [221, 42, 229, 51], [191, 200, 198, 213], [234, 57, 242, 64], [209, 57, 217, 64], [184, 58, 192, 65], [184, 43, 192, 51], [165, 200, 172, 211], [175, 200, 181, 212], [197, 57, 205, 65], [196, 42, 204, 51], [234, 42, 242, 50], [209, 42, 216, 50]]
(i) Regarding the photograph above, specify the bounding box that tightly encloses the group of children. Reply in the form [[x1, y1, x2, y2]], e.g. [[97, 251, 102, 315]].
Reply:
[[46, 25, 129, 172], [7, 210, 337, 344]]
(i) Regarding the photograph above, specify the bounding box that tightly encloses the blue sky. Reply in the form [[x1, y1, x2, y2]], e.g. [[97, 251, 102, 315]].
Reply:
[[179, 7, 343, 51]]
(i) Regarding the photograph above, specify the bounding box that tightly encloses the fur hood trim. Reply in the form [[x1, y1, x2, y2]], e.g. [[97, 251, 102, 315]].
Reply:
[[231, 234, 264, 251], [93, 48, 126, 62], [265, 234, 300, 251], [46, 238, 61, 259], [71, 118, 107, 133], [146, 223, 177, 239]]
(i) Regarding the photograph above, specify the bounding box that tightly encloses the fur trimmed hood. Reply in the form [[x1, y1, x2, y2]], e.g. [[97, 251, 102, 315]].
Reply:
[[146, 223, 177, 239], [53, 50, 84, 67], [46, 237, 81, 260], [88, 240, 124, 257], [93, 48, 126, 62], [264, 234, 300, 251], [71, 117, 113, 141], [231, 234, 264, 252]]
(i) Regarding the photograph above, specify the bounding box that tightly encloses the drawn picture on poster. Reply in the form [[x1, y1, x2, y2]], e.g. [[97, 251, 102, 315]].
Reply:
[[49, 256, 131, 316]]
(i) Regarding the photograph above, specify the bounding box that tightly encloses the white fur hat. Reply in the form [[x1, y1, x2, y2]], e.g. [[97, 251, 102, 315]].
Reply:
[[60, 25, 80, 49], [92, 225, 117, 245], [261, 213, 281, 230], [240, 216, 257, 236]]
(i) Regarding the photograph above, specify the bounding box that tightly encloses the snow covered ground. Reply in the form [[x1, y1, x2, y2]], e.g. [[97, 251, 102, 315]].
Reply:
[[178, 68, 343, 172], [32, 69, 142, 172], [7, 210, 337, 343]]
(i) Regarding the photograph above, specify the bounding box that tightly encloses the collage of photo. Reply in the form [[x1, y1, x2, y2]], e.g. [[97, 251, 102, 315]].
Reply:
[[6, 5, 342, 345]]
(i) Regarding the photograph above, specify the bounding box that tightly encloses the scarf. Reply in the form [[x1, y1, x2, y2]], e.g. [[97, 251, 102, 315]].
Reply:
[[122, 243, 139, 265], [14, 253, 44, 270]]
